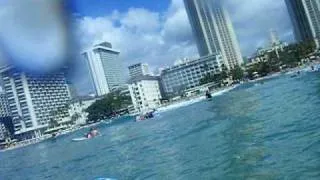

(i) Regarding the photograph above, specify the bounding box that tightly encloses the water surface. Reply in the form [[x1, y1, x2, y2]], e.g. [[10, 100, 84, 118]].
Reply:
[[1, 72, 320, 179]]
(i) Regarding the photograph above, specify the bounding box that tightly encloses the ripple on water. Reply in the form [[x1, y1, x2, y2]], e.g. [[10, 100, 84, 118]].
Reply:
[[1, 73, 320, 179]]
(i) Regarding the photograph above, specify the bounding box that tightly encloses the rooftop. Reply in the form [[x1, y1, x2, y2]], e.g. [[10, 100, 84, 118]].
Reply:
[[128, 75, 159, 84]]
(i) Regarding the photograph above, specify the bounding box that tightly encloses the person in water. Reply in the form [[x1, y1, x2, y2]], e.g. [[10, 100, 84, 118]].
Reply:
[[86, 128, 99, 138], [91, 128, 99, 136], [86, 132, 92, 139]]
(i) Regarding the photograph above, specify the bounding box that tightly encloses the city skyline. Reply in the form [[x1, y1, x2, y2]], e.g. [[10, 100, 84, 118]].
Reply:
[[1, 1, 320, 178], [73, 0, 294, 70], [70, 0, 295, 95], [0, 0, 297, 96]]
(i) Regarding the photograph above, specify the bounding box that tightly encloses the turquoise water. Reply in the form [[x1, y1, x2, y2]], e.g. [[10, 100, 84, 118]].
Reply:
[[1, 72, 320, 180]]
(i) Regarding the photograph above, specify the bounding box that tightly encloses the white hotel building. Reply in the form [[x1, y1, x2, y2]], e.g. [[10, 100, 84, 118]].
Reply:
[[83, 42, 125, 96], [161, 54, 224, 95], [128, 76, 162, 113], [0, 66, 71, 139]]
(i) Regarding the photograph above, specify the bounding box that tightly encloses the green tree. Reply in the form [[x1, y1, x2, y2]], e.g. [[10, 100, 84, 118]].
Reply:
[[86, 91, 132, 123], [230, 66, 244, 81], [200, 71, 228, 86]]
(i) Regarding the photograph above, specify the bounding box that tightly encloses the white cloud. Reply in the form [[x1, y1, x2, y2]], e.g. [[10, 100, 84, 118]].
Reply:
[[0, 0, 295, 95], [120, 8, 161, 33], [74, 0, 294, 94], [161, 2, 193, 43], [0, 0, 70, 73], [77, 2, 197, 71], [225, 0, 293, 56]]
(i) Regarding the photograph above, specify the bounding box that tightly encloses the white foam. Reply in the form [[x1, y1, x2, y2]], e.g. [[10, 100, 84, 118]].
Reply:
[[157, 85, 238, 113]]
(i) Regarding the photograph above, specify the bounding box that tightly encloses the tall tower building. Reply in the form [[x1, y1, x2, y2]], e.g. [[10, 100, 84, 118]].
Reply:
[[285, 0, 320, 47], [83, 42, 125, 96], [303, 0, 320, 47], [0, 66, 71, 139], [183, 0, 243, 69]]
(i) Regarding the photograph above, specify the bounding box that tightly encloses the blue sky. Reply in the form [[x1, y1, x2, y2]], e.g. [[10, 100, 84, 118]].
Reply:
[[69, 0, 170, 17], [69, 0, 295, 96], [0, 0, 295, 95], [73, 0, 294, 69]]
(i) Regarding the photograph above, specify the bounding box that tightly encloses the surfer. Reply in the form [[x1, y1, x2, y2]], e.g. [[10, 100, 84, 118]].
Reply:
[[86, 128, 99, 138], [205, 90, 212, 99], [91, 128, 99, 137], [86, 132, 92, 139]]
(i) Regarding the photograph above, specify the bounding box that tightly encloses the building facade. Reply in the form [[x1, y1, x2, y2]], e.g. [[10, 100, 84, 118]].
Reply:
[[0, 92, 14, 141], [0, 67, 71, 139], [285, 0, 320, 47], [68, 98, 96, 126], [303, 0, 320, 47], [128, 63, 150, 78], [0, 92, 10, 118], [128, 76, 162, 113], [183, 0, 243, 69], [83, 42, 125, 96], [161, 54, 224, 95]]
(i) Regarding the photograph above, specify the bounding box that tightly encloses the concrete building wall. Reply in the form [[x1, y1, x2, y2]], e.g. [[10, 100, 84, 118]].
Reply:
[[183, 0, 243, 69], [161, 54, 224, 95], [1, 67, 71, 139], [128, 63, 150, 78], [83, 42, 124, 96], [128, 79, 162, 113]]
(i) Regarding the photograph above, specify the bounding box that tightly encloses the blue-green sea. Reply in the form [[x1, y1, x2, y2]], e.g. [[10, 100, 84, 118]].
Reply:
[[1, 72, 320, 180]]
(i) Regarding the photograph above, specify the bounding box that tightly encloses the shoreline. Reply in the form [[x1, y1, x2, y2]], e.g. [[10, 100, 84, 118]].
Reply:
[[156, 62, 320, 114], [1, 85, 239, 152], [0, 121, 105, 153], [157, 84, 239, 113], [2, 63, 318, 152]]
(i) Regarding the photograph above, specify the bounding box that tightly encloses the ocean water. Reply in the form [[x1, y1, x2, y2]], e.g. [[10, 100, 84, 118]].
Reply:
[[1, 72, 320, 180]]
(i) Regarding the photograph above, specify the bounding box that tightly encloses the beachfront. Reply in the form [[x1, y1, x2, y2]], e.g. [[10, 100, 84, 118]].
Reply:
[[2, 70, 320, 179], [1, 62, 319, 152]]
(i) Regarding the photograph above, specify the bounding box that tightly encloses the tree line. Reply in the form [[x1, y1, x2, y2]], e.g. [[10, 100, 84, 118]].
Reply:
[[85, 91, 132, 123], [200, 40, 317, 83]]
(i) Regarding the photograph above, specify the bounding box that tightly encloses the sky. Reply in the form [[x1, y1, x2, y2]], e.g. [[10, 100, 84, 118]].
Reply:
[[0, 0, 295, 95], [72, 0, 295, 71]]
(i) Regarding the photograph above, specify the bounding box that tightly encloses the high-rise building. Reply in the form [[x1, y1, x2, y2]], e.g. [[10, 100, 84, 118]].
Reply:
[[303, 0, 320, 47], [0, 91, 10, 118], [285, 0, 320, 47], [0, 66, 71, 139], [0, 92, 14, 141], [128, 63, 150, 78], [161, 54, 224, 95], [183, 0, 243, 69], [83, 42, 125, 96]]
